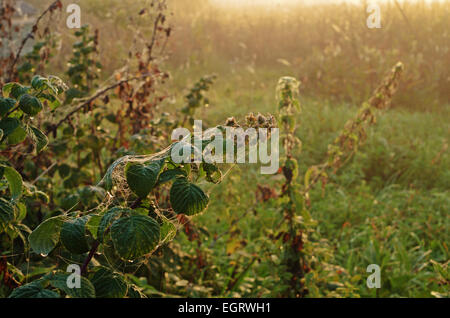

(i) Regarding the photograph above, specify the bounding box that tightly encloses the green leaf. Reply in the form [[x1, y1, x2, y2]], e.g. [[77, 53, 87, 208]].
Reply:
[[58, 164, 72, 179], [86, 214, 102, 239], [3, 83, 28, 99], [29, 216, 64, 256], [1, 165, 23, 201], [111, 214, 160, 260], [7, 124, 27, 145], [15, 201, 27, 222], [49, 272, 95, 298], [170, 178, 209, 215], [31, 75, 48, 91], [125, 161, 162, 198], [19, 94, 43, 116], [203, 163, 222, 184], [0, 198, 14, 229], [0, 97, 16, 117], [8, 283, 60, 298], [29, 126, 49, 153], [60, 217, 90, 254], [0, 117, 20, 138], [157, 168, 187, 185], [97, 207, 129, 242], [0, 128, 3, 140], [160, 218, 177, 243], [90, 267, 127, 298], [2, 83, 14, 97]]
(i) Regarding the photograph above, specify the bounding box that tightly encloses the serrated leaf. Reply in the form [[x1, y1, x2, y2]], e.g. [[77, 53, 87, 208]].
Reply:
[[19, 94, 43, 116], [169, 178, 209, 215], [157, 168, 187, 185], [11, 84, 29, 99], [29, 216, 64, 255], [49, 272, 95, 298], [97, 207, 129, 242], [7, 124, 27, 145], [0, 117, 20, 138], [111, 214, 160, 260], [1, 165, 23, 201], [2, 83, 14, 97], [0, 198, 14, 229], [90, 268, 127, 298], [125, 162, 162, 198], [28, 126, 48, 153], [0, 97, 16, 117], [8, 282, 60, 298], [86, 214, 102, 239], [31, 75, 48, 91], [60, 217, 90, 254]]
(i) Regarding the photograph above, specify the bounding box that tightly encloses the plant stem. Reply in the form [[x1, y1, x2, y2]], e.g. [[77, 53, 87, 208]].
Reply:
[[81, 240, 100, 276]]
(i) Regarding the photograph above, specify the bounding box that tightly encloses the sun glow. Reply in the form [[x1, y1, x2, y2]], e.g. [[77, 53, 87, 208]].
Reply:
[[210, 0, 447, 7]]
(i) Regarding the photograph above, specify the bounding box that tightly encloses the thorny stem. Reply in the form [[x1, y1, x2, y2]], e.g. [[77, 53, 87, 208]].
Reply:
[[81, 240, 100, 276]]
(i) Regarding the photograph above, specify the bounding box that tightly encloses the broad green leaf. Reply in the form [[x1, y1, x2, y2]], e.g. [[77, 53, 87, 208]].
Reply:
[[3, 83, 28, 99], [1, 165, 23, 201], [49, 272, 95, 298], [29, 216, 64, 255], [111, 214, 160, 260], [60, 194, 80, 210], [7, 124, 27, 145], [60, 217, 90, 254], [11, 83, 29, 99], [8, 283, 60, 298], [29, 126, 48, 153], [40, 93, 61, 109], [31, 75, 48, 91], [58, 164, 72, 179], [2, 83, 15, 97], [90, 267, 127, 298], [86, 214, 102, 239], [125, 162, 162, 198], [0, 117, 20, 138], [97, 207, 129, 242], [170, 178, 209, 215], [157, 168, 187, 185], [19, 94, 43, 116], [0, 97, 16, 116], [0, 198, 14, 229]]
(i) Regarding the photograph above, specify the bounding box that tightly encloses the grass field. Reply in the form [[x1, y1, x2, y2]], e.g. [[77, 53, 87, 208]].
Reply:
[[159, 66, 449, 297]]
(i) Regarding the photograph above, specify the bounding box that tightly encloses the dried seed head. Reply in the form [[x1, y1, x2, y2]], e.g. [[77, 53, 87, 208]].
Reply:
[[225, 116, 238, 127]]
